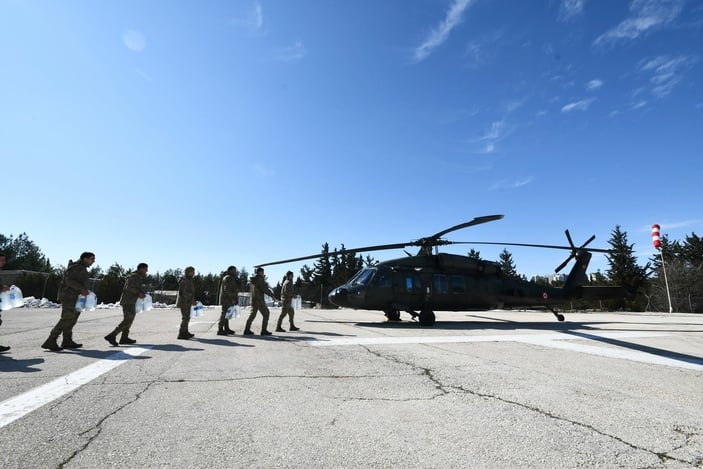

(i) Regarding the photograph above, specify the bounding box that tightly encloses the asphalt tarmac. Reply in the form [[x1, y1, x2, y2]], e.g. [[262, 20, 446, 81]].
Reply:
[[1, 306, 702, 468]]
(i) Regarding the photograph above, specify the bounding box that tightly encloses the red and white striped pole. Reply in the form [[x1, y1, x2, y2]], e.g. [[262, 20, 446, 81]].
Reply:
[[652, 224, 673, 313]]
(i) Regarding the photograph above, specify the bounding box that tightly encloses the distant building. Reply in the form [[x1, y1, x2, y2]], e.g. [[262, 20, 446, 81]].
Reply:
[[529, 274, 567, 285]]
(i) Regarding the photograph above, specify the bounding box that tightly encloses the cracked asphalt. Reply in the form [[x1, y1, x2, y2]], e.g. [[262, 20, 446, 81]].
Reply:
[[1, 306, 702, 468]]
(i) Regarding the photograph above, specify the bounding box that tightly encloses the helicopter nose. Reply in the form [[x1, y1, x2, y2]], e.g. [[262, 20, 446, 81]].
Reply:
[[328, 287, 349, 307]]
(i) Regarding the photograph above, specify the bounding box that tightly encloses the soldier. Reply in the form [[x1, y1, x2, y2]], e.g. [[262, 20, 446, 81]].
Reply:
[[41, 251, 96, 351], [0, 252, 10, 353], [104, 263, 148, 346], [276, 271, 299, 332], [243, 267, 277, 336], [176, 266, 196, 340], [217, 265, 239, 336]]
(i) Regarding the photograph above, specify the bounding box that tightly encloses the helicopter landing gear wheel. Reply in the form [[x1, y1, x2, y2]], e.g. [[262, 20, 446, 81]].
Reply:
[[384, 309, 401, 322], [418, 308, 435, 327], [549, 308, 565, 322]]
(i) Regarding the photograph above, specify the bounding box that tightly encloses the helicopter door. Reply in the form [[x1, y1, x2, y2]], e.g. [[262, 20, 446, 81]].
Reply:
[[399, 273, 424, 309], [431, 274, 450, 309]]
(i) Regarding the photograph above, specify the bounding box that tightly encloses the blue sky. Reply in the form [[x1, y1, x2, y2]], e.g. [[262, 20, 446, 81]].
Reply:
[[2, 0, 702, 284]]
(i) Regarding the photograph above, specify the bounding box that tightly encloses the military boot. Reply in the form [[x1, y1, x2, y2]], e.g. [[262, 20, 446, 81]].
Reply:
[[224, 320, 235, 335], [104, 333, 119, 346], [216, 323, 228, 336], [119, 333, 136, 344], [41, 337, 62, 351], [61, 331, 82, 349]]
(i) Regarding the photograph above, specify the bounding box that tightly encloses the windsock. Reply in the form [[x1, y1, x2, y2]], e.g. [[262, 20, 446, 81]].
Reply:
[[652, 224, 662, 250]]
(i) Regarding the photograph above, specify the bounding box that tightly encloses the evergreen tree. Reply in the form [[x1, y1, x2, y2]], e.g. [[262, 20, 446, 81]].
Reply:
[[467, 249, 482, 260], [606, 225, 650, 310], [161, 268, 182, 290], [498, 249, 518, 277], [0, 232, 52, 271], [94, 263, 126, 304], [648, 232, 703, 313]]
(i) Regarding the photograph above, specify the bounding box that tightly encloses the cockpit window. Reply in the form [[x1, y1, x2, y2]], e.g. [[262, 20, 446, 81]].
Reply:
[[350, 268, 375, 286]]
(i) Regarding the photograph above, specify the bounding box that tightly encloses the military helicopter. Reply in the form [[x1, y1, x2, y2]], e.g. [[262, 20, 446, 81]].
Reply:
[[257, 215, 624, 326]]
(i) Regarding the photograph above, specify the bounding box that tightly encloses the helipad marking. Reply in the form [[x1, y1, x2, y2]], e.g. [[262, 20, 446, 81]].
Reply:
[[308, 331, 663, 347], [308, 331, 703, 372], [0, 346, 152, 429]]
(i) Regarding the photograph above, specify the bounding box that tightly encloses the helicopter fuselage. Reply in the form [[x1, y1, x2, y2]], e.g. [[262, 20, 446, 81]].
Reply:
[[327, 253, 569, 314]]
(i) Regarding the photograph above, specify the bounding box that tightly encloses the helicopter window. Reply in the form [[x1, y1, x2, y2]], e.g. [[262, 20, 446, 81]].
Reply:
[[405, 275, 422, 292], [372, 272, 392, 288], [351, 269, 375, 286], [450, 276, 466, 294], [433, 275, 448, 294]]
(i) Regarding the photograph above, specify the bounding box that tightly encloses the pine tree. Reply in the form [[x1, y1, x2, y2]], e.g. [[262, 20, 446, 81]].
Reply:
[[498, 249, 518, 277], [0, 232, 52, 271], [606, 225, 650, 310], [648, 232, 703, 313]]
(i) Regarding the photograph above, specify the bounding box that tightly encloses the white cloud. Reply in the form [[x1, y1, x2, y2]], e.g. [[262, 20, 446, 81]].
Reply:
[[558, 0, 586, 22], [504, 99, 525, 113], [561, 98, 596, 112], [631, 100, 648, 109], [586, 79, 604, 90], [275, 41, 306, 62], [639, 55, 696, 97], [470, 120, 510, 153], [463, 29, 505, 67], [476, 120, 505, 141], [481, 143, 496, 154], [594, 0, 684, 46], [122, 30, 146, 52], [413, 0, 475, 62], [489, 177, 534, 190], [229, 2, 264, 32], [253, 3, 263, 30], [640, 220, 703, 232]]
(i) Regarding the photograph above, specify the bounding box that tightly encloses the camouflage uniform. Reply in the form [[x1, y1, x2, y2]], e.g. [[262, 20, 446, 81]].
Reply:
[[217, 272, 239, 335], [177, 274, 195, 338], [105, 271, 145, 344], [244, 274, 275, 335], [276, 277, 298, 331], [45, 259, 90, 348]]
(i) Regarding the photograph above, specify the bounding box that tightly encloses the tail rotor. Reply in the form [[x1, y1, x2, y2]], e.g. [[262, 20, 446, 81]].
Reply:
[[555, 230, 596, 273]]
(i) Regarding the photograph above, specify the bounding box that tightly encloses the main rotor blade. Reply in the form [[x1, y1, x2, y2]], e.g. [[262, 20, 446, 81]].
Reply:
[[428, 214, 504, 240], [256, 242, 411, 268], [453, 241, 612, 253]]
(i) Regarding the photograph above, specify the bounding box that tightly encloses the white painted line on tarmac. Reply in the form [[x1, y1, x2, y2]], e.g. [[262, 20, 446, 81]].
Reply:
[[0, 346, 152, 429], [308, 331, 703, 371], [518, 335, 703, 372], [307, 331, 665, 347]]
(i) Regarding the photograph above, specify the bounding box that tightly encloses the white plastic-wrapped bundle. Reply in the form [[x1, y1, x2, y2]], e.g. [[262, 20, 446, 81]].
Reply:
[[135, 294, 153, 313], [190, 301, 204, 318], [292, 295, 302, 310], [225, 305, 241, 320], [0, 285, 24, 311], [75, 291, 97, 312]]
